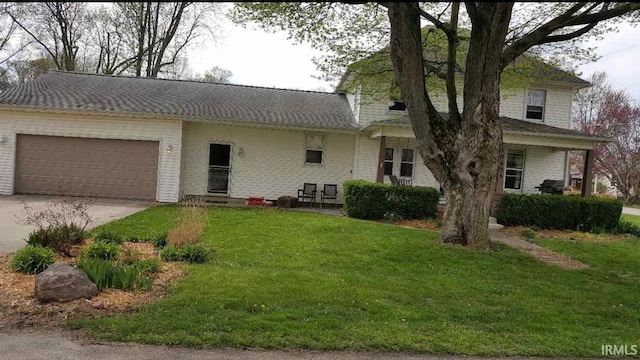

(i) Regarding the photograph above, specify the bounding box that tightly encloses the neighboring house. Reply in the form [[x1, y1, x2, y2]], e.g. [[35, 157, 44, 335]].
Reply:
[[0, 70, 608, 211]]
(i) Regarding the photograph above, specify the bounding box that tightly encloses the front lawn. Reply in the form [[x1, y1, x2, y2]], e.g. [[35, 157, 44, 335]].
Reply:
[[71, 207, 640, 356]]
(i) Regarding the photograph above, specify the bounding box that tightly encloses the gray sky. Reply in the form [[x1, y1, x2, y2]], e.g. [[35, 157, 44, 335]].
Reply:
[[189, 14, 640, 98]]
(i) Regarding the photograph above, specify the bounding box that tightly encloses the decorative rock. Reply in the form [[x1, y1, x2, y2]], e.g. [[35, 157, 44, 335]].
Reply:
[[35, 263, 98, 303], [91, 301, 105, 310]]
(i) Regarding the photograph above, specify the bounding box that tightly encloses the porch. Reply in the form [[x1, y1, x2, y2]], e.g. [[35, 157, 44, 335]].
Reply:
[[361, 116, 609, 211]]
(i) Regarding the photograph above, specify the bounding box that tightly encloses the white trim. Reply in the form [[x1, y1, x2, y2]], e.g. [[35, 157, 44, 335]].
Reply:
[[303, 133, 326, 167], [205, 141, 233, 196], [503, 148, 526, 193]]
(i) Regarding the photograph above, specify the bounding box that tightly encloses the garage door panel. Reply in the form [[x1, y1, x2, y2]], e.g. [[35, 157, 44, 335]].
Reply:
[[15, 135, 159, 200]]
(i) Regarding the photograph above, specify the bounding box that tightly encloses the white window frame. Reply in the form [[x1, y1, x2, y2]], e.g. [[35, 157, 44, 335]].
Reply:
[[504, 149, 525, 192], [524, 89, 546, 122], [399, 148, 415, 179], [304, 133, 325, 166], [384, 147, 394, 176], [387, 100, 407, 115]]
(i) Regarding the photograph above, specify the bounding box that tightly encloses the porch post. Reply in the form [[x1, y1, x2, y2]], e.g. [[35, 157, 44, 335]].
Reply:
[[376, 136, 386, 183], [581, 149, 595, 197]]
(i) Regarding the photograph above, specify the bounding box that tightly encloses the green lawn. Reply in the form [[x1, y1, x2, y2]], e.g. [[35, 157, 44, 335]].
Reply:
[[71, 206, 640, 356], [622, 213, 640, 226]]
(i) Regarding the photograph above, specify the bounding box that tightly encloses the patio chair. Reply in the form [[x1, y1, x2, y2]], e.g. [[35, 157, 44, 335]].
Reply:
[[297, 183, 317, 207], [389, 175, 400, 185], [399, 178, 413, 186], [320, 184, 338, 208]]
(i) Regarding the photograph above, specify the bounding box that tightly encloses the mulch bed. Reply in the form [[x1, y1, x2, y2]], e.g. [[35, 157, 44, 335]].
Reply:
[[0, 241, 185, 329], [503, 225, 630, 243]]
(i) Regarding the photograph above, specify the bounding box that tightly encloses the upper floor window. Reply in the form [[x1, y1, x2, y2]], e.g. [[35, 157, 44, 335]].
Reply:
[[304, 134, 324, 165], [388, 101, 407, 111], [525, 89, 546, 121]]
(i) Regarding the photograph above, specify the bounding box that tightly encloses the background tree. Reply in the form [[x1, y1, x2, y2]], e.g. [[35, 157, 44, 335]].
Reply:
[[116, 2, 219, 78], [233, 2, 640, 247], [571, 71, 640, 204], [5, 2, 88, 71], [198, 66, 233, 83]]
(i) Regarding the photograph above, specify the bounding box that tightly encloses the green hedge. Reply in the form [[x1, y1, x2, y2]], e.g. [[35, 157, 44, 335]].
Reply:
[[343, 180, 440, 220], [497, 193, 623, 231]]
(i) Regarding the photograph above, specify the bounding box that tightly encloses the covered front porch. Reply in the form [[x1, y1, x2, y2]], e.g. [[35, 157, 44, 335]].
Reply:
[[361, 117, 608, 210]]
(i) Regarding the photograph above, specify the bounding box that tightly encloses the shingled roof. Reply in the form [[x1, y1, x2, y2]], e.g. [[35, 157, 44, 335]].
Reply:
[[367, 114, 610, 142], [0, 71, 359, 130]]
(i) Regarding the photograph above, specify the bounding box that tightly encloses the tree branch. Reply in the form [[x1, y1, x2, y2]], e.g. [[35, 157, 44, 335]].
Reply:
[[446, 2, 461, 123], [501, 2, 640, 69]]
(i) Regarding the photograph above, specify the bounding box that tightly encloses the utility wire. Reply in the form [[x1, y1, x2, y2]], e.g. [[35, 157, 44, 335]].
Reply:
[[599, 44, 640, 58]]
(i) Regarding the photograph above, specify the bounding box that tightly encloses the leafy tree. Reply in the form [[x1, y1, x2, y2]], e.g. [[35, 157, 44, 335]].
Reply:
[[199, 66, 233, 83], [233, 2, 640, 247], [571, 71, 640, 205]]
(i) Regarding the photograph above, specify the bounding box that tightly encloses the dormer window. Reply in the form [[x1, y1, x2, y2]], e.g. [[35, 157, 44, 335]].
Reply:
[[388, 101, 406, 111], [525, 89, 546, 121]]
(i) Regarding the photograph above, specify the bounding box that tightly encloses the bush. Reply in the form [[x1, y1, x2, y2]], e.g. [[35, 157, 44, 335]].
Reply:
[[93, 230, 124, 244], [83, 240, 120, 260], [11, 245, 55, 274], [167, 205, 208, 247], [76, 257, 153, 291], [497, 194, 623, 231], [616, 220, 640, 237], [160, 243, 212, 264], [521, 228, 536, 239], [343, 180, 440, 220], [25, 224, 85, 255], [132, 259, 161, 274], [152, 232, 168, 249], [18, 198, 92, 255]]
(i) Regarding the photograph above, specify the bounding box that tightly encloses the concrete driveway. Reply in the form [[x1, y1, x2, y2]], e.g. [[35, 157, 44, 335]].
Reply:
[[623, 207, 640, 216], [0, 195, 153, 254]]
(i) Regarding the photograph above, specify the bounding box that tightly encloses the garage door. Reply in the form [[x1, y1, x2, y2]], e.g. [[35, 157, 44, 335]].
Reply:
[[15, 135, 159, 200]]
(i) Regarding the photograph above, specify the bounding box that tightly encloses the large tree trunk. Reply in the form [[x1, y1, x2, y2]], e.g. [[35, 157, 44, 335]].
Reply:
[[387, 3, 512, 248]]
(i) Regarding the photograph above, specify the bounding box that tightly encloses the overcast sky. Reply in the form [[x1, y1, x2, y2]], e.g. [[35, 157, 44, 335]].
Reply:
[[189, 11, 640, 99]]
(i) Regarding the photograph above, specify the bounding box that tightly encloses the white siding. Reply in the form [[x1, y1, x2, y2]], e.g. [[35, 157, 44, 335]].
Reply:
[[505, 145, 567, 194], [0, 111, 182, 202], [182, 122, 355, 202], [356, 85, 574, 129], [354, 135, 439, 188]]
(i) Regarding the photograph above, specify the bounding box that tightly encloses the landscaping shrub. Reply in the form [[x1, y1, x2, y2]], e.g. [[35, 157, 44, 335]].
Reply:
[[160, 243, 212, 264], [83, 240, 120, 260], [76, 257, 153, 291], [152, 232, 168, 249], [18, 198, 92, 255], [616, 220, 640, 237], [497, 193, 622, 231], [167, 203, 208, 247], [521, 228, 536, 239], [11, 245, 55, 274], [93, 230, 124, 244], [25, 224, 85, 255], [132, 259, 161, 274], [343, 180, 439, 220]]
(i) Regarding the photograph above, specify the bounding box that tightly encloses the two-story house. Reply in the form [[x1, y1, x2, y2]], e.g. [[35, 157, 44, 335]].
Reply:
[[0, 70, 607, 208], [339, 66, 609, 209]]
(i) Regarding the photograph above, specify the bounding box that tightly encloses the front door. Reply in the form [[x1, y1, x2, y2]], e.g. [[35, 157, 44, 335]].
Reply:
[[208, 143, 231, 194]]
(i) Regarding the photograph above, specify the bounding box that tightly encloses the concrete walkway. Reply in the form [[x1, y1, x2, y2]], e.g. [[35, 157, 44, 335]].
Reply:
[[0, 195, 153, 254], [489, 230, 589, 270], [623, 207, 640, 216], [0, 328, 606, 360]]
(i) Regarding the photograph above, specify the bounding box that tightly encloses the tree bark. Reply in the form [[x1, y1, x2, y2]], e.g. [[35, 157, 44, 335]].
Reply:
[[387, 2, 512, 248]]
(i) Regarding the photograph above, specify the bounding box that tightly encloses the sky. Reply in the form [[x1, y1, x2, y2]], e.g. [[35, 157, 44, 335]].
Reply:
[[189, 8, 640, 98]]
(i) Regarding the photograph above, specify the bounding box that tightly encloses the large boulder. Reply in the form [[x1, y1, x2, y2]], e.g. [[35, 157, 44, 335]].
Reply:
[[35, 263, 98, 303]]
